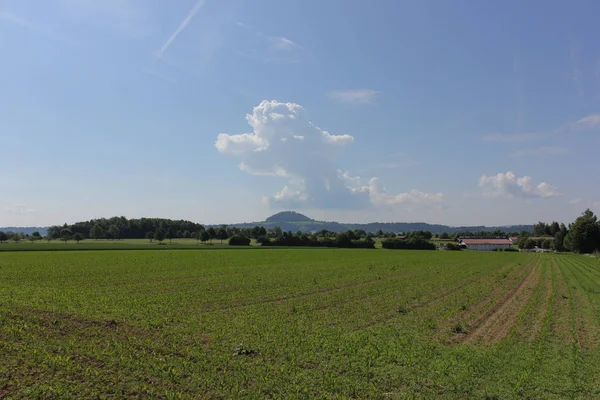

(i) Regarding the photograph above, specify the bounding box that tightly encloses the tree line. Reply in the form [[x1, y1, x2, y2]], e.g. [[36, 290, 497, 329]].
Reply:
[[4, 209, 599, 253]]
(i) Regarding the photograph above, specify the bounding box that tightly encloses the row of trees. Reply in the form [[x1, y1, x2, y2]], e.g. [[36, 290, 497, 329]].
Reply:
[[0, 231, 43, 243], [518, 209, 600, 253]]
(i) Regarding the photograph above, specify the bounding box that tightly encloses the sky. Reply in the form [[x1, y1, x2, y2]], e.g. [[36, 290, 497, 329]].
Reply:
[[1, 0, 600, 227]]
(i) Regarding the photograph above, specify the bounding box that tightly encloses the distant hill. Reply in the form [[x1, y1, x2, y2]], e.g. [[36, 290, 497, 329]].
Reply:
[[3, 212, 534, 237], [225, 212, 533, 234], [266, 211, 313, 223], [0, 227, 48, 235]]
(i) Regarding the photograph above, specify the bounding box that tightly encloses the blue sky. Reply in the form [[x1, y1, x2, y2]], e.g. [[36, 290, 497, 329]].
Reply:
[[1, 0, 599, 227]]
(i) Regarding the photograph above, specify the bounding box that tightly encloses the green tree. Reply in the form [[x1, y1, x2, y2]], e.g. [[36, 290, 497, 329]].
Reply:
[[60, 228, 72, 243], [183, 230, 191, 239], [568, 209, 600, 254], [108, 225, 120, 240], [554, 230, 565, 251], [146, 231, 154, 243], [90, 224, 104, 240], [31, 231, 42, 242], [207, 227, 216, 243], [154, 228, 166, 244], [73, 232, 84, 244], [167, 227, 177, 243], [217, 228, 228, 244], [200, 230, 209, 244], [439, 232, 450, 240], [0, 232, 7, 243]]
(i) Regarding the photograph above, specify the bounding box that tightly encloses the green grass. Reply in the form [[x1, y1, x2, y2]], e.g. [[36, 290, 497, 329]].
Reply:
[[1, 249, 599, 398], [0, 239, 259, 252]]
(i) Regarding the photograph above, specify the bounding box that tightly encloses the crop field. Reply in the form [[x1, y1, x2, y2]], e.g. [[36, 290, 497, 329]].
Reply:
[[1, 249, 600, 399]]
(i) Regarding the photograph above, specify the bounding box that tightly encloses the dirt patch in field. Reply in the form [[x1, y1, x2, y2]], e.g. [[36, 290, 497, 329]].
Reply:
[[457, 258, 542, 345]]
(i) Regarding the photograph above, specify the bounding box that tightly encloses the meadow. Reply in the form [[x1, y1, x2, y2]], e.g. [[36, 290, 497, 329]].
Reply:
[[1, 249, 600, 399]]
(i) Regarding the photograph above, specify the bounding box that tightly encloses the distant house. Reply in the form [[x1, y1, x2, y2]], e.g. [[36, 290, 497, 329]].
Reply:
[[460, 238, 513, 251], [509, 236, 518, 244]]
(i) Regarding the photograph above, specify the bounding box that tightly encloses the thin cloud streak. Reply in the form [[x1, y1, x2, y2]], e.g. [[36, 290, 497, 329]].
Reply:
[[0, 11, 38, 30], [156, 0, 206, 59], [328, 89, 380, 105], [510, 146, 568, 158], [482, 132, 547, 143], [482, 112, 600, 143]]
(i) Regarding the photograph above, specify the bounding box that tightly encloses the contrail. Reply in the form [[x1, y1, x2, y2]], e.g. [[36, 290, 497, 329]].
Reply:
[[157, 0, 206, 59]]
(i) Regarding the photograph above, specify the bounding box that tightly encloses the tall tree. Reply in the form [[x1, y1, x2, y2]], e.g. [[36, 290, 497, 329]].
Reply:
[[73, 232, 84, 244], [0, 232, 7, 243], [154, 228, 166, 244], [200, 230, 210, 244], [568, 209, 600, 254], [217, 228, 228, 244], [207, 227, 217, 243], [90, 224, 104, 241], [108, 225, 120, 240], [60, 228, 72, 243]]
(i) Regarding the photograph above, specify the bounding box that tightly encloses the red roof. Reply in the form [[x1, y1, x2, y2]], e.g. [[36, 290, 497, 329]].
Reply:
[[461, 239, 512, 245]]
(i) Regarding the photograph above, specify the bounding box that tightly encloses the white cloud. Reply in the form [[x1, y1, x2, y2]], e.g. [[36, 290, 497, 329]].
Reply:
[[363, 178, 446, 207], [268, 36, 303, 51], [0, 11, 38, 30], [570, 114, 600, 130], [216, 100, 444, 210], [479, 171, 560, 199], [4, 203, 36, 215], [569, 198, 582, 205], [510, 146, 568, 157], [328, 89, 380, 105]]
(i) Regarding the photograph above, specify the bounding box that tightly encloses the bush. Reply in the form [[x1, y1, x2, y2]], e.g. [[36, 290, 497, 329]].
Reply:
[[257, 236, 271, 246], [444, 243, 463, 251], [503, 247, 519, 252], [228, 236, 251, 246], [382, 238, 436, 250], [261, 235, 375, 249]]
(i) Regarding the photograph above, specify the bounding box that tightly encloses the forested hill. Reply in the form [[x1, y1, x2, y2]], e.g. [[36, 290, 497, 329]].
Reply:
[[226, 212, 533, 234], [3, 212, 534, 239]]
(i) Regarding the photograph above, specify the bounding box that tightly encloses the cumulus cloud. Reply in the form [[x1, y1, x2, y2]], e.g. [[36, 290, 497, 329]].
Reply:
[[215, 100, 444, 210], [479, 171, 560, 198]]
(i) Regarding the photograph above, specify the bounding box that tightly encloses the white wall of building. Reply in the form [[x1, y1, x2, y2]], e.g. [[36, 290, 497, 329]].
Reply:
[[464, 244, 512, 251]]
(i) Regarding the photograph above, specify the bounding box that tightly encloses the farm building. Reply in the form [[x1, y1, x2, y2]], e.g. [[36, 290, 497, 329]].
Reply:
[[459, 238, 513, 251]]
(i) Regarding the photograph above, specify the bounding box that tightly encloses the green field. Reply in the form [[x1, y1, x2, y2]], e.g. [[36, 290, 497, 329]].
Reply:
[[1, 249, 600, 398]]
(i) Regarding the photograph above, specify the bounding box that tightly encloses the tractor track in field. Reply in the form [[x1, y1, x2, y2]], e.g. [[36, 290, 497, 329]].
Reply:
[[442, 259, 533, 343], [550, 258, 575, 345], [561, 258, 600, 348], [347, 261, 526, 333], [459, 257, 541, 345], [199, 272, 409, 313], [524, 258, 555, 341]]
